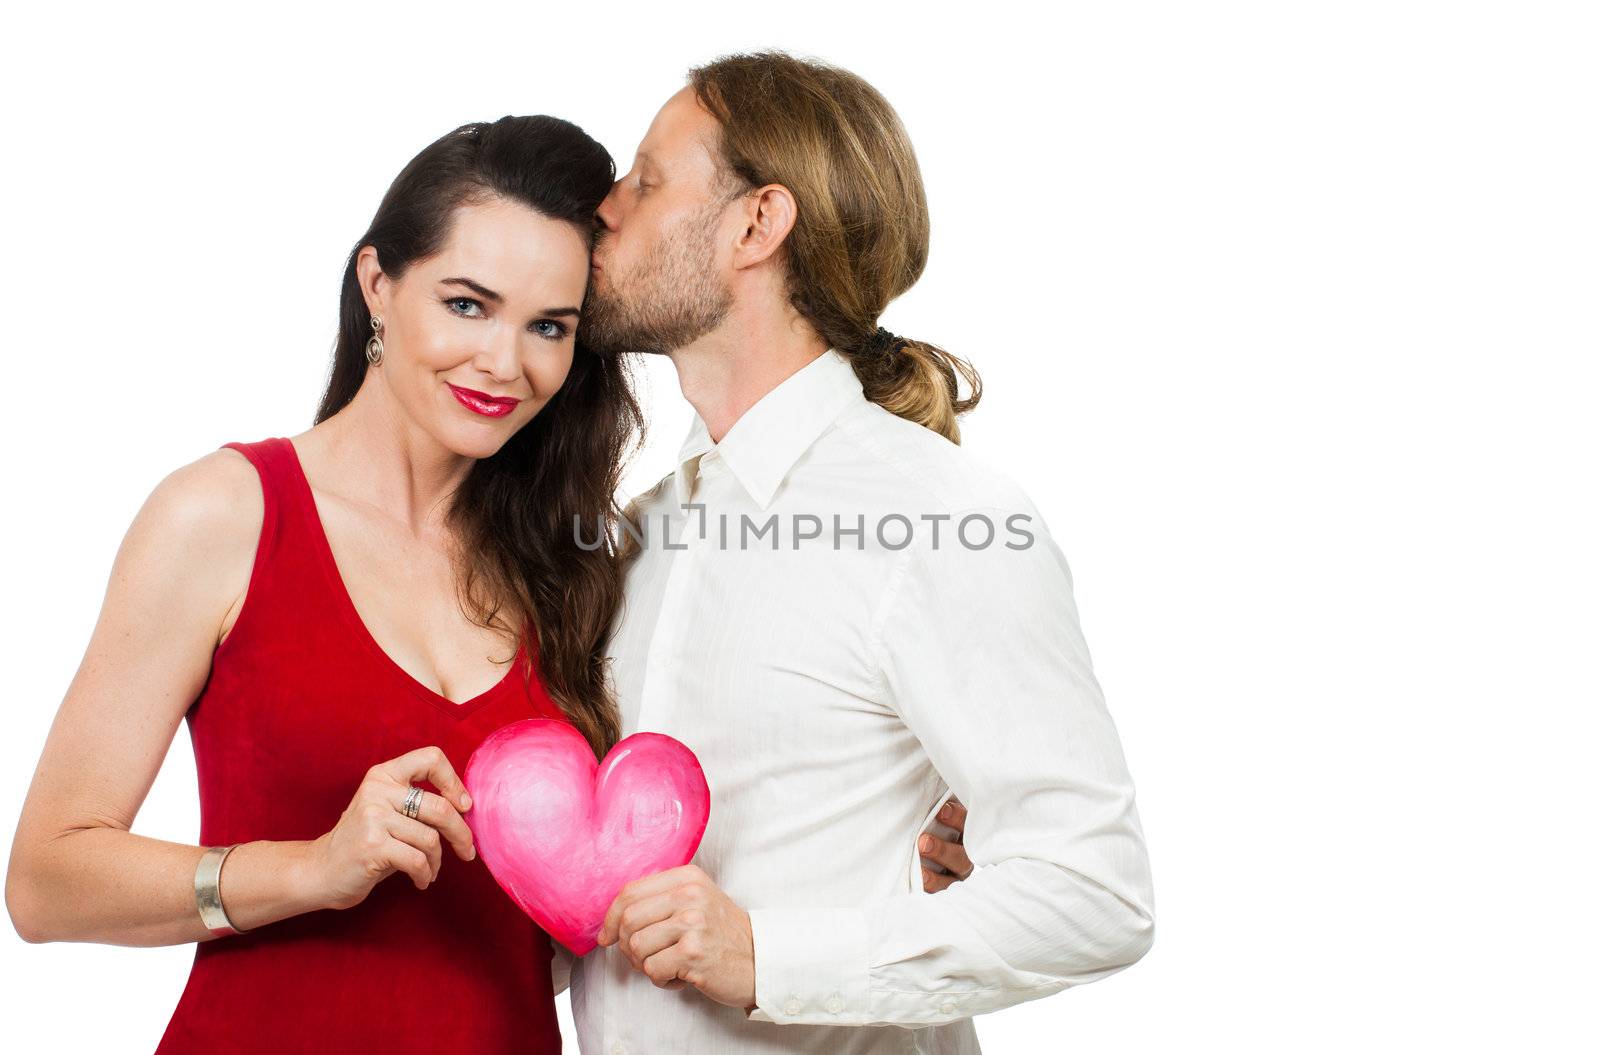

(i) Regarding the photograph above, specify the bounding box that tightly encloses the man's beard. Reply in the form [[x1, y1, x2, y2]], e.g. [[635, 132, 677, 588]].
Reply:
[[580, 200, 733, 356]]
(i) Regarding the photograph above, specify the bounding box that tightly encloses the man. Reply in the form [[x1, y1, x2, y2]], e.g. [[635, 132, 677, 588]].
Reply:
[[564, 51, 1155, 1053]]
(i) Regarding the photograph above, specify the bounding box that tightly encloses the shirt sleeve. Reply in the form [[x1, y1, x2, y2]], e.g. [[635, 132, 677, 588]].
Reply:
[[745, 499, 1155, 1026], [551, 942, 573, 996]]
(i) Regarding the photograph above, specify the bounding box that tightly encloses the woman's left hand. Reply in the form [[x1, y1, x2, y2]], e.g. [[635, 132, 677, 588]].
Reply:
[[919, 797, 973, 892]]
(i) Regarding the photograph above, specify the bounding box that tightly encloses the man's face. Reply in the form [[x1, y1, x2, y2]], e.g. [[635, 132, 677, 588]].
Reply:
[[582, 86, 742, 355]]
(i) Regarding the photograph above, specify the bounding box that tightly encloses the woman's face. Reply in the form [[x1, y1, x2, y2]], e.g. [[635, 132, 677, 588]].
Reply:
[[357, 194, 591, 459]]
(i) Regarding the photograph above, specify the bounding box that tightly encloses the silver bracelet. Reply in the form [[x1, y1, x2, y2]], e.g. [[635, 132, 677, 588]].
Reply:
[[194, 844, 245, 937]]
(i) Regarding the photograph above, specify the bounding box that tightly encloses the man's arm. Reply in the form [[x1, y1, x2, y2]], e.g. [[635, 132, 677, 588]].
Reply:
[[746, 500, 1155, 1026]]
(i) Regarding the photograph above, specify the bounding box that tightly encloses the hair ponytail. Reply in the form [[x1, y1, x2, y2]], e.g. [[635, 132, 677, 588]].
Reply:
[[844, 329, 982, 443]]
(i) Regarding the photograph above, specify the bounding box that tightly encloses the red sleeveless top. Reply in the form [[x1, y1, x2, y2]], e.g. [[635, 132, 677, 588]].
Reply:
[[157, 436, 565, 1053]]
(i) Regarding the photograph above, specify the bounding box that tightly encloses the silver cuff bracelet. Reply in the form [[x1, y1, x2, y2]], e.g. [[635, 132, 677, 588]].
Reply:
[[194, 844, 244, 937]]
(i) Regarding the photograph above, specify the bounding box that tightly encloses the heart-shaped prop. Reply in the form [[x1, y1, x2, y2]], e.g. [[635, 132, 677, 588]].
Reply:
[[463, 718, 710, 956]]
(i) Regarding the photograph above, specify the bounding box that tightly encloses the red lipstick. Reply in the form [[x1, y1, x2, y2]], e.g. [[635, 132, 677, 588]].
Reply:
[[447, 383, 520, 418]]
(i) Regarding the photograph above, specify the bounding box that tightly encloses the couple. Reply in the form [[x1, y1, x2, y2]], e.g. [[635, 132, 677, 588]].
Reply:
[[5, 51, 1154, 1053]]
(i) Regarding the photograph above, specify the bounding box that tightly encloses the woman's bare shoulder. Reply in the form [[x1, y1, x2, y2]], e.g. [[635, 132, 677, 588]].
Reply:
[[110, 447, 266, 629], [138, 446, 264, 552]]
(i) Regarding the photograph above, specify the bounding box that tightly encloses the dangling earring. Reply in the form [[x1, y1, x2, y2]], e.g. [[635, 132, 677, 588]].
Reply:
[[365, 315, 385, 366]]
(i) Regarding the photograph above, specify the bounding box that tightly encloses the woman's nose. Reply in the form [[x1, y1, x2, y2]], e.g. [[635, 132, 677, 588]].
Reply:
[[478, 326, 522, 382]]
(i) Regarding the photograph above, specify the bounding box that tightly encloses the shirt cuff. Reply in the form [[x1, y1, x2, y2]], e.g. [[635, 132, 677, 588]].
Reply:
[[746, 906, 871, 1025]]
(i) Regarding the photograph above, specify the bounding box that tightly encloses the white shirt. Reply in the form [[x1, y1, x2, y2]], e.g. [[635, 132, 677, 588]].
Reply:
[[568, 348, 1154, 1054]]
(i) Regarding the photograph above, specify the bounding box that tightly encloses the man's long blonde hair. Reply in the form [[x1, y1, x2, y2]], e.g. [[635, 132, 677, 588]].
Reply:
[[688, 50, 982, 442]]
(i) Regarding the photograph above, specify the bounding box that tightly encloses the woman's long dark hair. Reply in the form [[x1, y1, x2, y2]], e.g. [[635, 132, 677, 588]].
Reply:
[[315, 116, 641, 759]]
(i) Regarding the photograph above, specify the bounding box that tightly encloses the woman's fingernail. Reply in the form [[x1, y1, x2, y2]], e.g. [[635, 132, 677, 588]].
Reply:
[[940, 802, 953, 817], [460, 794, 472, 810], [919, 835, 932, 853]]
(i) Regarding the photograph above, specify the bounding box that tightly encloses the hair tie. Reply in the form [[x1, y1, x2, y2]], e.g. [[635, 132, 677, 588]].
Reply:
[[864, 325, 906, 357]]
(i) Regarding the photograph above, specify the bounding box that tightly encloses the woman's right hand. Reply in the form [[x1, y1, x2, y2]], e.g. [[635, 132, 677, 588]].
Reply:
[[301, 745, 478, 911]]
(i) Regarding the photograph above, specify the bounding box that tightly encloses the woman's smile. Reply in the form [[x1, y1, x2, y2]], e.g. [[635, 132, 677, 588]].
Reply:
[[446, 382, 521, 418]]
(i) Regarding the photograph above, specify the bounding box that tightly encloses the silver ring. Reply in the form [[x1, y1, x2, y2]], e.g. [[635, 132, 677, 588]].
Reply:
[[402, 786, 423, 820]]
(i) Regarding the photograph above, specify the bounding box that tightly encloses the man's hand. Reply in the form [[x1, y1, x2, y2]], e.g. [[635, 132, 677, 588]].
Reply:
[[597, 864, 757, 1011], [920, 797, 974, 892]]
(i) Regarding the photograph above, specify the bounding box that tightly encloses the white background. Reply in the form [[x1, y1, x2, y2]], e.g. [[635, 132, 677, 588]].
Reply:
[[2, 2, 1595, 1051]]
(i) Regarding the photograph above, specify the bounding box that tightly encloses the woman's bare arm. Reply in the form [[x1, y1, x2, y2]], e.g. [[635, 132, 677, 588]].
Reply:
[[4, 448, 323, 945]]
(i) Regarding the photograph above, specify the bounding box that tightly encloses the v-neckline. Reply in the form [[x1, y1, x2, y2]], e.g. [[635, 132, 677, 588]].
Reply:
[[278, 436, 524, 719]]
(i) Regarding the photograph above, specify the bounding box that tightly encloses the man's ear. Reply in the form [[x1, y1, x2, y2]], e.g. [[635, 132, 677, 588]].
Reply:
[[732, 183, 798, 270], [354, 244, 390, 317]]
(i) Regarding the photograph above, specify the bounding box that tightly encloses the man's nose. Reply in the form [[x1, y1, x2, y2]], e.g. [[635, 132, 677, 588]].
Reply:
[[595, 180, 624, 230]]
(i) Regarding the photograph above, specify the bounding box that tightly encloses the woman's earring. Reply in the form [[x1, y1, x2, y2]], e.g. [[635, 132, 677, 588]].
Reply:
[[365, 315, 385, 366]]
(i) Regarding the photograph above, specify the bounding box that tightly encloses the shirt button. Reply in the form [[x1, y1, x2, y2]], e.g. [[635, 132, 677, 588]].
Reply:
[[939, 999, 957, 1015], [611, 1044, 627, 1055], [784, 996, 802, 1016], [826, 994, 844, 1014]]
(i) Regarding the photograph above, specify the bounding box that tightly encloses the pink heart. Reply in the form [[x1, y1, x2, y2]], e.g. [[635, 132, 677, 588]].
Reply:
[[463, 718, 710, 956]]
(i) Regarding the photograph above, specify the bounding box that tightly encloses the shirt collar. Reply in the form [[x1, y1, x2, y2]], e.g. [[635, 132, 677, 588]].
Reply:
[[672, 348, 865, 509]]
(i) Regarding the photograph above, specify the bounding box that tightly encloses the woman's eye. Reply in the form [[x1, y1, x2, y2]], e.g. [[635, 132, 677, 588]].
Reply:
[[533, 319, 569, 340], [445, 296, 483, 316]]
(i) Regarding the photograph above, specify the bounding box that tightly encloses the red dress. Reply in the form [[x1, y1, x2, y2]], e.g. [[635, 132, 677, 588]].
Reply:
[[157, 436, 564, 1053]]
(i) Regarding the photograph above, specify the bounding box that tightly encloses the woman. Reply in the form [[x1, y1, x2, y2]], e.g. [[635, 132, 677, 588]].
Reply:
[[4, 115, 641, 1052]]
